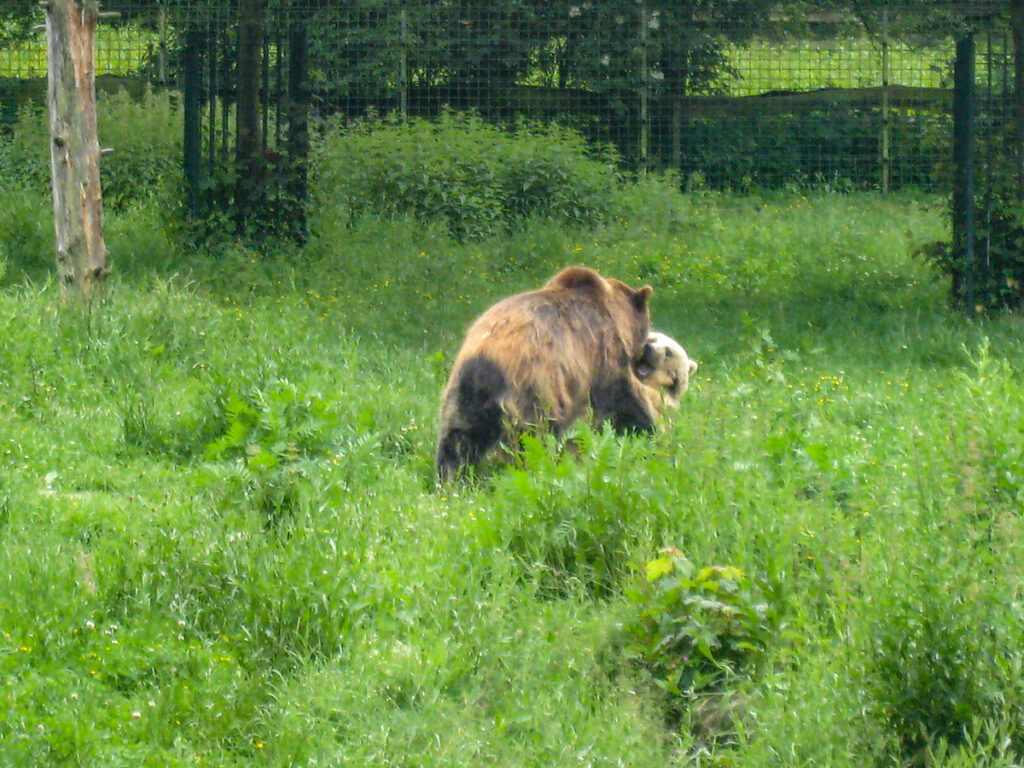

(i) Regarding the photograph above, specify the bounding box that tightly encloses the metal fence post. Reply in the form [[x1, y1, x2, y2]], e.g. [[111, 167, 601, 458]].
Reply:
[[953, 29, 977, 316], [880, 8, 890, 194], [400, 8, 408, 120], [183, 26, 202, 219], [638, 0, 649, 173], [287, 14, 309, 237]]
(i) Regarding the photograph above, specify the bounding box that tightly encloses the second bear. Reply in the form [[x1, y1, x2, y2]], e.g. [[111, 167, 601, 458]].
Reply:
[[635, 330, 699, 413]]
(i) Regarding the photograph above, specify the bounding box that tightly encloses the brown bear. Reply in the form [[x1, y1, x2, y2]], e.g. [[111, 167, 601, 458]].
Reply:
[[435, 266, 658, 482]]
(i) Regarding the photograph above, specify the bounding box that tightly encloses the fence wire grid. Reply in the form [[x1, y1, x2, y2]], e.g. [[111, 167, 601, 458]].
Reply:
[[0, 2, 1013, 194]]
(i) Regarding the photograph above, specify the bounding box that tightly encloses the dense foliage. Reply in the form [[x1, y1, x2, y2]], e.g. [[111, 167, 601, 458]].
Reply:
[[312, 113, 622, 241], [926, 171, 1024, 314], [0, 89, 182, 213]]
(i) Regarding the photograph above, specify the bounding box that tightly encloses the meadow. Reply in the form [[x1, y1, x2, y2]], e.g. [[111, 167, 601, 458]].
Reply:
[[3, 93, 1024, 766]]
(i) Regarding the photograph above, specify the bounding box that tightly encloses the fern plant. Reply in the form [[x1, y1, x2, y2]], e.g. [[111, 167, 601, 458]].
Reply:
[[202, 378, 338, 520]]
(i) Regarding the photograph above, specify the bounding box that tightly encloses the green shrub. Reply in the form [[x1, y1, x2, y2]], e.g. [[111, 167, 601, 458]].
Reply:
[[669, 107, 947, 190], [0, 185, 52, 283], [919, 209, 1024, 314], [618, 548, 775, 721], [104, 200, 180, 276], [311, 112, 621, 240], [0, 102, 49, 188], [96, 88, 183, 211], [200, 378, 340, 521]]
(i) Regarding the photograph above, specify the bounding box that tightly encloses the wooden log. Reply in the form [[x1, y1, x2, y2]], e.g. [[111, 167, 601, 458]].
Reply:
[[43, 0, 108, 297], [674, 86, 953, 116]]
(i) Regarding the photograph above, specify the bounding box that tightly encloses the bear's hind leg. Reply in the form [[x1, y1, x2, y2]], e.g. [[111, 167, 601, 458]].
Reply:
[[435, 355, 509, 483]]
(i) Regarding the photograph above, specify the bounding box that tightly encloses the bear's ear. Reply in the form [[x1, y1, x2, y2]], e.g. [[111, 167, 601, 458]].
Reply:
[[631, 285, 653, 312], [687, 358, 698, 375]]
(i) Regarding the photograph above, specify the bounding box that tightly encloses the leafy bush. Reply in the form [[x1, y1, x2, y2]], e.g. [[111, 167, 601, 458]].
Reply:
[[669, 107, 947, 190], [103, 200, 181, 276], [919, 210, 1024, 314], [0, 88, 182, 212], [96, 89, 183, 211], [618, 548, 774, 721], [867, 542, 1024, 763], [468, 430, 643, 598], [472, 427, 671, 597], [312, 112, 621, 240]]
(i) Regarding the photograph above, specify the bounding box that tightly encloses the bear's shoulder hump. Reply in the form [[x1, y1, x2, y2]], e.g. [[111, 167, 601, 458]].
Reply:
[[544, 266, 606, 294]]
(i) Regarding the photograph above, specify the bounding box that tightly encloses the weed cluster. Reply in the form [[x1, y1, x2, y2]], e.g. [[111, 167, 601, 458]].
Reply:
[[477, 427, 667, 598], [0, 89, 181, 211]]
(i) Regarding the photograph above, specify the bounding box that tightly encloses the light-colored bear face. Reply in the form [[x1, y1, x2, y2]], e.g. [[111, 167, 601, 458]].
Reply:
[[635, 331, 698, 410]]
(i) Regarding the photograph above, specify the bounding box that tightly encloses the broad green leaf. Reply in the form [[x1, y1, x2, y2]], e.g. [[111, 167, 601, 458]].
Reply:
[[646, 556, 675, 582]]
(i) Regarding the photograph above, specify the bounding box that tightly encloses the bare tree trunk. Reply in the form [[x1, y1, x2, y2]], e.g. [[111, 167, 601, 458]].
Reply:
[[1011, 0, 1024, 197], [45, 0, 109, 297], [236, 0, 265, 228]]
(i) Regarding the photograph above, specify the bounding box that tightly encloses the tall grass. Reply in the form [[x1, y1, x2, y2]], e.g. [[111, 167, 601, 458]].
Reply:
[[3, 180, 1024, 766]]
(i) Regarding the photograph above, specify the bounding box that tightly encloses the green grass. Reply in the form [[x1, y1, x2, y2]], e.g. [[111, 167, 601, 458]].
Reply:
[[0, 25, 160, 78], [718, 37, 955, 94], [4, 183, 1024, 766]]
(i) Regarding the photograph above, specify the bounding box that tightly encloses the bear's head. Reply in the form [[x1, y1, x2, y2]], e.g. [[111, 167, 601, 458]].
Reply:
[[635, 331, 698, 408], [607, 277, 653, 356]]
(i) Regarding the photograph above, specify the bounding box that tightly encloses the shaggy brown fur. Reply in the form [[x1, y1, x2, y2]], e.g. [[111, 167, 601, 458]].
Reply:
[[436, 266, 657, 482]]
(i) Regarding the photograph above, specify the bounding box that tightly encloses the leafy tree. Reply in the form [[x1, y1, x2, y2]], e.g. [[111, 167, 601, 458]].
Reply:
[[0, 0, 36, 45], [565, 0, 777, 99], [297, 0, 804, 111]]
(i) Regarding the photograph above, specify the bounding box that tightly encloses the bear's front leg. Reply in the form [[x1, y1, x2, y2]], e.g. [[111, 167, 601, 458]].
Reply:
[[591, 375, 658, 435]]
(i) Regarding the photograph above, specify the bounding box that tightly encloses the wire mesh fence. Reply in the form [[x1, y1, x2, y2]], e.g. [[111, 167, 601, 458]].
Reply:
[[0, 2, 1013, 197]]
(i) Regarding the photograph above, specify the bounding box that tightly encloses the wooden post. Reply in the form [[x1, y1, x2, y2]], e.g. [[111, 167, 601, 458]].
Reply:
[[44, 0, 109, 297]]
